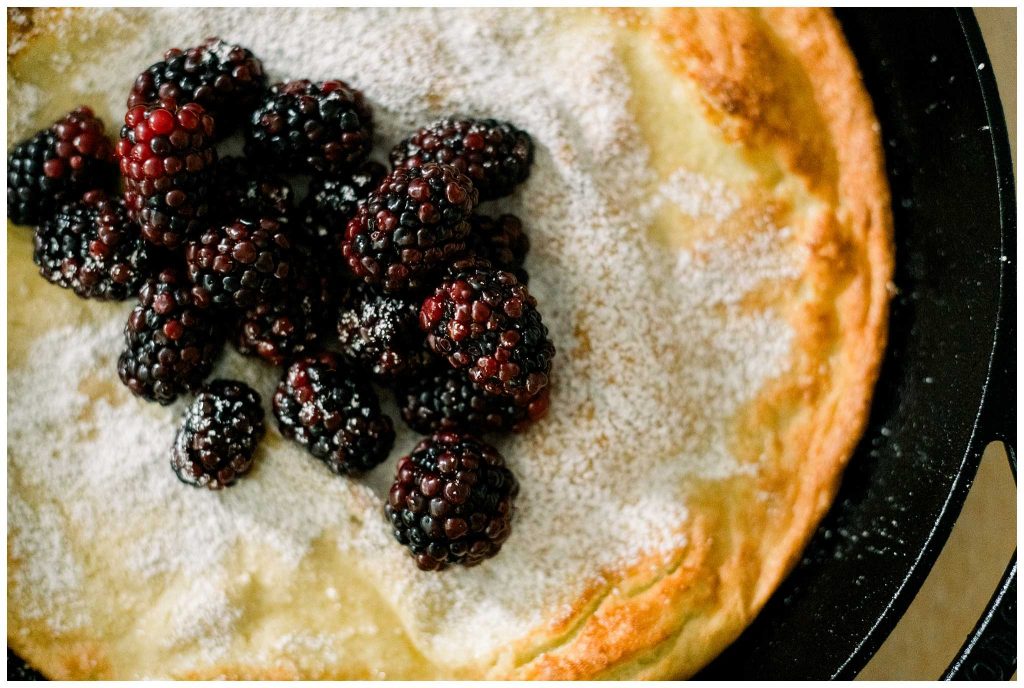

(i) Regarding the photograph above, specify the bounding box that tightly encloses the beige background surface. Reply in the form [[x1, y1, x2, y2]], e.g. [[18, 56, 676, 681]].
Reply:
[[858, 7, 1017, 680]]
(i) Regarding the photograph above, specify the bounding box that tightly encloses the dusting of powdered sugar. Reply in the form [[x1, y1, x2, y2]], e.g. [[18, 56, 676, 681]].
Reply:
[[8, 7, 805, 668]]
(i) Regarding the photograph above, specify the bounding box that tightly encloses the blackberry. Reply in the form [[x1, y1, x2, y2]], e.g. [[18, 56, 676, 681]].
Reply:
[[420, 258, 555, 405], [336, 284, 434, 384], [117, 102, 217, 249], [386, 432, 518, 571], [118, 268, 224, 404], [214, 156, 293, 222], [33, 191, 152, 300], [128, 37, 267, 138], [273, 353, 394, 475], [235, 251, 341, 366], [7, 107, 116, 226], [467, 213, 530, 283], [171, 379, 265, 489], [184, 216, 292, 310], [390, 118, 532, 201], [340, 163, 477, 293], [245, 79, 373, 175], [396, 365, 549, 435], [300, 160, 386, 254]]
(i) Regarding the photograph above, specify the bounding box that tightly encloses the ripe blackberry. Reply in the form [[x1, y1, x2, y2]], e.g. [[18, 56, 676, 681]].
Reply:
[[184, 216, 292, 310], [341, 163, 477, 293], [234, 251, 341, 366], [33, 191, 152, 300], [390, 118, 533, 200], [128, 37, 267, 138], [386, 432, 518, 570], [171, 379, 265, 489], [273, 353, 394, 475], [336, 284, 434, 384], [300, 160, 386, 254], [396, 365, 549, 435], [7, 107, 116, 226], [117, 102, 217, 249], [245, 79, 373, 175], [214, 156, 293, 222], [118, 268, 224, 404], [467, 213, 530, 283], [420, 258, 555, 405]]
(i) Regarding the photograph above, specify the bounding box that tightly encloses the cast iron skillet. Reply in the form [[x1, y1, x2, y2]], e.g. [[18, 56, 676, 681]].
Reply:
[[7, 8, 1016, 681]]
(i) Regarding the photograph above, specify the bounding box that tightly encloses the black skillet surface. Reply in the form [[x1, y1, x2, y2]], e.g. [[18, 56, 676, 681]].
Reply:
[[8, 8, 1016, 681]]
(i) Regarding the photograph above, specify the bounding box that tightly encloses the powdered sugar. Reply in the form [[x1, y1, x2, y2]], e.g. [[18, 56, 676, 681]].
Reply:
[[8, 7, 804, 669]]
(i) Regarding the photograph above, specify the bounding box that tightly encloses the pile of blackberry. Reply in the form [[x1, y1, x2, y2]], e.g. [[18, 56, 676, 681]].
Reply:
[[9, 36, 557, 571]]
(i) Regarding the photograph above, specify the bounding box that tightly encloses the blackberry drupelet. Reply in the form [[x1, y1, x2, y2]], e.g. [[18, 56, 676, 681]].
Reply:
[[273, 352, 394, 475], [420, 257, 555, 406], [467, 213, 530, 283], [385, 431, 518, 570], [214, 156, 293, 222], [33, 191, 153, 300], [245, 79, 373, 175], [300, 160, 386, 254], [118, 268, 224, 404], [171, 379, 265, 489], [184, 216, 292, 310], [8, 107, 116, 226], [396, 364, 549, 435], [128, 37, 267, 138], [336, 284, 434, 384], [390, 118, 533, 200], [117, 102, 217, 249], [340, 163, 477, 293]]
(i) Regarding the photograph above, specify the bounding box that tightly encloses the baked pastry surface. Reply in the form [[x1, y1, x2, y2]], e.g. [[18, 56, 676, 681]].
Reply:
[[7, 7, 893, 679]]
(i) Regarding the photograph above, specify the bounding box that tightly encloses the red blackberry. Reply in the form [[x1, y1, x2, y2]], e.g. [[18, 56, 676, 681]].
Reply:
[[300, 160, 386, 254], [340, 163, 477, 293], [214, 156, 293, 222], [184, 216, 292, 310], [171, 379, 265, 489], [396, 365, 549, 435], [118, 102, 217, 249], [420, 258, 555, 405], [128, 37, 267, 138], [33, 191, 153, 300], [273, 353, 394, 475], [467, 213, 530, 284], [245, 80, 373, 175], [7, 107, 116, 226], [386, 432, 518, 570], [390, 118, 533, 201], [336, 283, 434, 384], [118, 268, 224, 404]]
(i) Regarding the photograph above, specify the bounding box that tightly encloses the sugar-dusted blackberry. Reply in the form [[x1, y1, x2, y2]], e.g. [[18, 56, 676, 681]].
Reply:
[[117, 102, 217, 249], [184, 216, 292, 310], [33, 191, 153, 300], [8, 107, 116, 226], [336, 283, 434, 383], [273, 353, 394, 475], [341, 163, 477, 293], [386, 431, 518, 570], [234, 250, 341, 366], [397, 364, 549, 435], [171, 379, 265, 489], [300, 160, 386, 254], [128, 37, 267, 138], [118, 268, 224, 404], [467, 213, 530, 283], [420, 257, 555, 405], [213, 156, 293, 222], [390, 118, 533, 201], [245, 79, 373, 175]]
